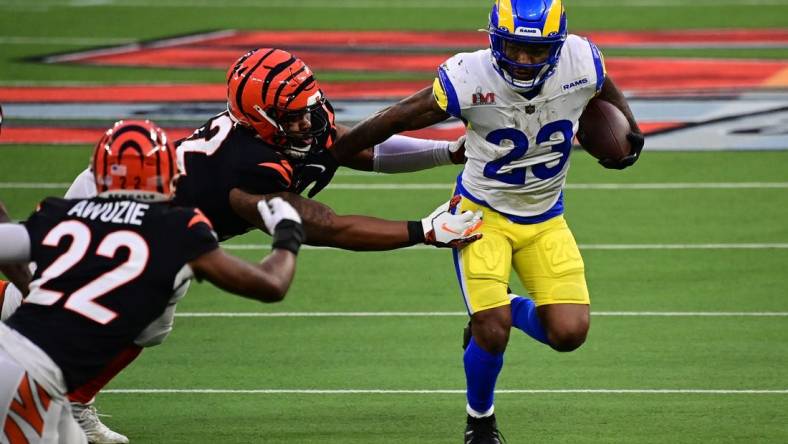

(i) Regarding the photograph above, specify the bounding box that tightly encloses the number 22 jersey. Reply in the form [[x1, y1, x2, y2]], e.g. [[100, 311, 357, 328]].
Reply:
[[5, 197, 218, 392]]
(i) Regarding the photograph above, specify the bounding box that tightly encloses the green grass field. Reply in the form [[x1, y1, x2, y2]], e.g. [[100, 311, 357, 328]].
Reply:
[[1, 0, 787, 443]]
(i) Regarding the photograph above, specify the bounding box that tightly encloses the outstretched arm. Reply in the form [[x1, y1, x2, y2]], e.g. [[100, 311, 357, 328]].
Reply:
[[230, 189, 417, 250], [293, 120, 464, 197], [190, 248, 296, 303], [331, 86, 452, 163], [293, 88, 455, 197], [333, 124, 465, 172], [229, 188, 481, 251], [190, 198, 303, 303]]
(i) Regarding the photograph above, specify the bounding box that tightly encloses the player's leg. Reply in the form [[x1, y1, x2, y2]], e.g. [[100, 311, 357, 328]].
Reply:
[[512, 215, 590, 351], [507, 291, 550, 345], [1, 280, 24, 321], [70, 399, 128, 444], [453, 198, 513, 443], [57, 403, 90, 444], [0, 349, 88, 444]]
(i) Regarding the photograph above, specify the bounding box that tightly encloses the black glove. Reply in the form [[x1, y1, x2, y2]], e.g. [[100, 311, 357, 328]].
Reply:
[[292, 149, 339, 198], [599, 132, 645, 170]]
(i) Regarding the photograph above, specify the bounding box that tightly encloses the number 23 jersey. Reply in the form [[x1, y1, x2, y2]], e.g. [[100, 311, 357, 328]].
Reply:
[[434, 34, 606, 221]]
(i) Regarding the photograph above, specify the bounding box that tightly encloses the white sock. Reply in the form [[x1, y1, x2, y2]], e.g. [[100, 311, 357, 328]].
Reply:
[[466, 404, 495, 418]]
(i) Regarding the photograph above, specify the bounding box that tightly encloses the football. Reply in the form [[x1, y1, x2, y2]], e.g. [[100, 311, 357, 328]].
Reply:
[[577, 98, 632, 161]]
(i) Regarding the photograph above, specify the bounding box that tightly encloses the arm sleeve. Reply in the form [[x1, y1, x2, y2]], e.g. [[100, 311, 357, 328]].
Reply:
[[0, 224, 32, 263], [372, 135, 453, 173]]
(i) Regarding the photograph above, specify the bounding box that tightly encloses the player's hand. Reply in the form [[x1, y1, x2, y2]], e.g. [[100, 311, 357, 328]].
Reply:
[[257, 197, 302, 234], [292, 149, 340, 198], [449, 135, 467, 164], [599, 132, 645, 170], [421, 195, 483, 248]]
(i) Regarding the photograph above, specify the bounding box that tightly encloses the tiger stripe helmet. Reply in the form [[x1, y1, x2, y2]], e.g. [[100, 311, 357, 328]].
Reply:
[[92, 120, 177, 202], [226, 48, 328, 157], [488, 0, 568, 90]]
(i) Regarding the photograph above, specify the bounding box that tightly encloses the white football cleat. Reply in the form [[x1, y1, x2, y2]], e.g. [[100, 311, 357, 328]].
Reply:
[[72, 402, 129, 444]]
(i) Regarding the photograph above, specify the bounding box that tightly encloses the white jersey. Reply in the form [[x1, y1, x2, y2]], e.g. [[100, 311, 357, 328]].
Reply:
[[434, 34, 605, 222]]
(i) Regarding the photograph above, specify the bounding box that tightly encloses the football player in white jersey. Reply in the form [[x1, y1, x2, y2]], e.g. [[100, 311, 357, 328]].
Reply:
[[319, 1, 644, 442]]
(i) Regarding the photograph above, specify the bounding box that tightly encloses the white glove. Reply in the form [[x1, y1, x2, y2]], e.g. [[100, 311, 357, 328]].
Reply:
[[421, 196, 482, 248], [257, 197, 302, 234]]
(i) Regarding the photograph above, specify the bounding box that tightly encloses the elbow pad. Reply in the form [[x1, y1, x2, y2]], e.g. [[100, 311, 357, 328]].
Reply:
[[0, 224, 31, 264]]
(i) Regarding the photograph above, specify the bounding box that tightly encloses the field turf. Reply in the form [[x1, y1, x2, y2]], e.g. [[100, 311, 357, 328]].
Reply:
[[1, 1, 787, 443]]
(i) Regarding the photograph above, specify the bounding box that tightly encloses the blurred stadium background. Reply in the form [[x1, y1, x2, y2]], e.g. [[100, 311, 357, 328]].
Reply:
[[1, 0, 786, 442]]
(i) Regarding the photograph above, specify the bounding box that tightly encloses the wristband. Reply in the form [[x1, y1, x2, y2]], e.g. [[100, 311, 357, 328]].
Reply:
[[407, 220, 426, 245], [272, 220, 306, 255]]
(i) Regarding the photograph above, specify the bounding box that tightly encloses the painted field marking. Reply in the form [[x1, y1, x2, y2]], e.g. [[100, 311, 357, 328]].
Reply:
[[2, 182, 787, 190], [4, 0, 787, 8], [222, 243, 788, 251], [172, 311, 788, 318], [0, 182, 72, 189], [0, 36, 134, 45], [101, 388, 788, 395]]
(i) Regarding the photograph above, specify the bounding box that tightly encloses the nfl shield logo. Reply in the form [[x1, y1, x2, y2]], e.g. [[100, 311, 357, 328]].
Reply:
[[525, 104, 536, 114]]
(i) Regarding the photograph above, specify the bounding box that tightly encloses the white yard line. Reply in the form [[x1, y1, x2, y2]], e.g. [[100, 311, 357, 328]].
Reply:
[[576, 243, 788, 250], [101, 388, 788, 395], [221, 243, 788, 251], [173, 311, 788, 318], [0, 182, 72, 189], [2, 0, 785, 9], [41, 29, 237, 63], [2, 182, 787, 190], [0, 36, 133, 45]]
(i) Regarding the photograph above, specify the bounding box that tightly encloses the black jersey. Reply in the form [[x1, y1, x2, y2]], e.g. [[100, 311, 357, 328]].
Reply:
[[174, 106, 336, 240], [5, 197, 218, 392]]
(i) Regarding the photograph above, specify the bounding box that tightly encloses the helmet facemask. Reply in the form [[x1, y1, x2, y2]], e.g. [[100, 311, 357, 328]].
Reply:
[[489, 33, 565, 91], [268, 98, 329, 159]]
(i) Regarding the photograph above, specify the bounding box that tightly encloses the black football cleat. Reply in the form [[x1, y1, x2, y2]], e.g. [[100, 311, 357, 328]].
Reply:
[[465, 414, 506, 444], [462, 320, 472, 350]]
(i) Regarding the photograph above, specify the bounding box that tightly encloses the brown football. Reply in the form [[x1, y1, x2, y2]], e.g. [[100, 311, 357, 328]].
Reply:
[[577, 98, 632, 161]]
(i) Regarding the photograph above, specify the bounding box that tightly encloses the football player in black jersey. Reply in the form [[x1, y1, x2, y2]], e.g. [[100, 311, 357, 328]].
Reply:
[[0, 115, 481, 442], [175, 47, 469, 242], [0, 120, 308, 443], [0, 50, 482, 442]]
